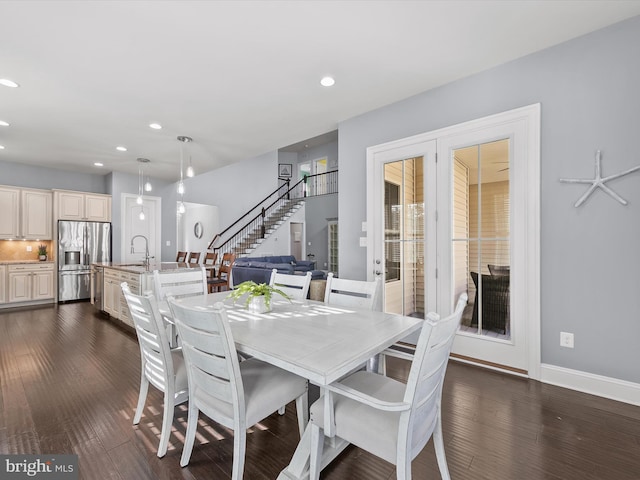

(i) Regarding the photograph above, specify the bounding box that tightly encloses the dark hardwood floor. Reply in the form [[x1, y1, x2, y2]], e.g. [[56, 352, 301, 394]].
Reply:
[[1, 302, 639, 479]]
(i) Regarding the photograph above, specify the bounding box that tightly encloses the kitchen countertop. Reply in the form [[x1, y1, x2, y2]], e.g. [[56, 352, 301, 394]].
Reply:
[[93, 262, 200, 274]]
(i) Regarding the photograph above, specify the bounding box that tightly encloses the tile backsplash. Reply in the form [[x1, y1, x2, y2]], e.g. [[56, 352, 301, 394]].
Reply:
[[0, 240, 54, 261]]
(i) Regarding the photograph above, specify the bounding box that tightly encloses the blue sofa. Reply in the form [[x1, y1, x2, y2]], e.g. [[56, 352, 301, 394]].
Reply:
[[232, 255, 320, 285]]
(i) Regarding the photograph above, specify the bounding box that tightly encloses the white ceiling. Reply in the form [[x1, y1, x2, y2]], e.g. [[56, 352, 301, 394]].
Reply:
[[1, 1, 640, 181]]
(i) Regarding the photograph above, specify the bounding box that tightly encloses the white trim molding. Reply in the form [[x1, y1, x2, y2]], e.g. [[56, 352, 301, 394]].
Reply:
[[541, 364, 640, 406]]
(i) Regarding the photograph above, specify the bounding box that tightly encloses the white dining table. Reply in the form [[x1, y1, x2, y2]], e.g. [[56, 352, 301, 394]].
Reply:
[[162, 292, 423, 480]]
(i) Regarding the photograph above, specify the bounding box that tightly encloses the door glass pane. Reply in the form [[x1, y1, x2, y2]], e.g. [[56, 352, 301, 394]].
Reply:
[[402, 240, 425, 318], [453, 140, 510, 339], [384, 178, 400, 282], [383, 157, 425, 318], [403, 157, 424, 241]]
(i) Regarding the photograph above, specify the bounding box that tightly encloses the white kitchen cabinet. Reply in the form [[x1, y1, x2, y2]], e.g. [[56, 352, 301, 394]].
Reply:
[[32, 268, 54, 300], [0, 265, 6, 304], [118, 271, 140, 327], [85, 194, 111, 222], [103, 268, 120, 318], [7, 263, 54, 303], [103, 267, 140, 327], [0, 186, 52, 240], [55, 190, 111, 222], [21, 188, 53, 239], [0, 187, 20, 239]]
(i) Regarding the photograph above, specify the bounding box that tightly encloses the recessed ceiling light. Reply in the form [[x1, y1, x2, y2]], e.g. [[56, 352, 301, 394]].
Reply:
[[320, 76, 335, 87], [0, 79, 19, 88], [0, 145, 5, 150], [94, 162, 103, 167], [149, 123, 162, 130], [0, 120, 9, 127], [116, 146, 127, 152]]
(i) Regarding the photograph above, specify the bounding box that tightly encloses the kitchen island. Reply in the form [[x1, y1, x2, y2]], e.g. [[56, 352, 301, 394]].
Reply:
[[92, 262, 200, 328]]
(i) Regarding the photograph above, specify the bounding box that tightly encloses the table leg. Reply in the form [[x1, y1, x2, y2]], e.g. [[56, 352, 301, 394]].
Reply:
[[277, 425, 350, 480]]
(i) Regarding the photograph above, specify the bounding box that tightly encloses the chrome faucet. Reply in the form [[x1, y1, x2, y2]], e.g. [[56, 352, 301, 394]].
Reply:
[[130, 235, 152, 266]]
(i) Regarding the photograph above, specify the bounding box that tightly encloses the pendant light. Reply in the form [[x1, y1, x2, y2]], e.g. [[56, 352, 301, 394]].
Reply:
[[177, 136, 192, 214], [186, 155, 195, 178], [137, 158, 150, 220]]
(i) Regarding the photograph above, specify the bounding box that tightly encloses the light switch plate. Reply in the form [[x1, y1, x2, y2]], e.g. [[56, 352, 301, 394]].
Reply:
[[359, 237, 367, 247]]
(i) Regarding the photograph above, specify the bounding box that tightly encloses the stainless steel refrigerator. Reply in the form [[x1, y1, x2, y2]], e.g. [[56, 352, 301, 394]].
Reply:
[[58, 220, 111, 302]]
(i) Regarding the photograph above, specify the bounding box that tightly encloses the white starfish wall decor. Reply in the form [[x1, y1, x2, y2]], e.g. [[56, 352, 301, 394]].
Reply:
[[559, 150, 640, 207]]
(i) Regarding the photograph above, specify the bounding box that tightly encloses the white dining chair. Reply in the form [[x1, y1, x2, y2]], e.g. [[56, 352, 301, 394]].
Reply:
[[167, 299, 309, 479], [153, 266, 207, 301], [269, 269, 312, 300], [121, 282, 189, 458], [323, 273, 383, 371], [309, 293, 467, 480], [323, 272, 381, 310]]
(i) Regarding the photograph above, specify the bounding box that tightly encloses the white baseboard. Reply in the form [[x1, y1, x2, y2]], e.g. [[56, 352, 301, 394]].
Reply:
[[540, 364, 640, 406]]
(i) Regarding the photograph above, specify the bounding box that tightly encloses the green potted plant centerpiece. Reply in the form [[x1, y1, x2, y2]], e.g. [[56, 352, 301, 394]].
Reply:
[[227, 281, 290, 314], [38, 244, 47, 261]]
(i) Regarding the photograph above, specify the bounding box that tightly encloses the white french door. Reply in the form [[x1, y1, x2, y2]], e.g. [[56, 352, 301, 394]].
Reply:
[[368, 140, 437, 345], [367, 105, 540, 377]]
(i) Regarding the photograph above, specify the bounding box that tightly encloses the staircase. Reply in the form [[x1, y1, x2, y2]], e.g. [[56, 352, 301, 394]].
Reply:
[[208, 170, 337, 260], [229, 200, 304, 255]]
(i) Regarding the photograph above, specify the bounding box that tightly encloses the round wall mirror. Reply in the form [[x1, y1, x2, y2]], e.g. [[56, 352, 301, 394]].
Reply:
[[194, 221, 203, 239]]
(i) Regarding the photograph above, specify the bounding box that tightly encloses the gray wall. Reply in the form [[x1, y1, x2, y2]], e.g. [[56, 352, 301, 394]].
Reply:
[[278, 151, 298, 176], [304, 194, 338, 270], [105, 172, 172, 262], [167, 151, 279, 260], [0, 159, 109, 192], [338, 16, 640, 383], [296, 140, 339, 173]]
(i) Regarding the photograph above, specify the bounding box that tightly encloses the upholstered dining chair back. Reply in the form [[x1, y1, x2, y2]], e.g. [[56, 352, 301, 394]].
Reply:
[[187, 251, 201, 264], [324, 273, 381, 310], [167, 299, 308, 479], [203, 252, 218, 275], [269, 270, 312, 300], [121, 282, 188, 458], [208, 252, 235, 292]]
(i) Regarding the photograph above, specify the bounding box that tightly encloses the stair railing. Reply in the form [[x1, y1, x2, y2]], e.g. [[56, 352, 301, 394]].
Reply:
[[207, 180, 290, 250], [211, 179, 304, 256], [209, 170, 338, 257]]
